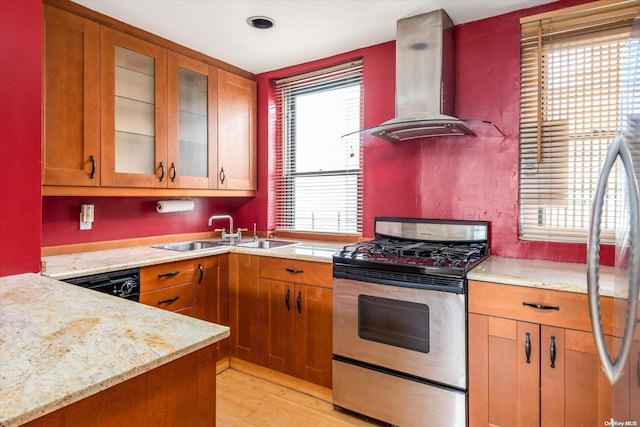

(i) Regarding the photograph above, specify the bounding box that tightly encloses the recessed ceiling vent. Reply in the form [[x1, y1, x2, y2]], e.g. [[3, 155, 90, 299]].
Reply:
[[247, 16, 275, 29]]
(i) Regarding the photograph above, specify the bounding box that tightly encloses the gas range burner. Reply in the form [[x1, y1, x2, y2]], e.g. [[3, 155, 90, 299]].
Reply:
[[338, 239, 484, 270], [333, 218, 490, 291]]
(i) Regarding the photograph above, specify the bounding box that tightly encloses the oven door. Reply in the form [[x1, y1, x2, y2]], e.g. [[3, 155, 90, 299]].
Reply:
[[333, 277, 466, 388]]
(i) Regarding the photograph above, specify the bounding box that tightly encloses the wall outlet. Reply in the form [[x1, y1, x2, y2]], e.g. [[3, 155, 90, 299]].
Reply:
[[80, 204, 94, 230]]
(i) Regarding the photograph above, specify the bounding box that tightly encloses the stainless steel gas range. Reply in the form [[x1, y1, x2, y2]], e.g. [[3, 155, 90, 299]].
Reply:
[[332, 217, 489, 427]]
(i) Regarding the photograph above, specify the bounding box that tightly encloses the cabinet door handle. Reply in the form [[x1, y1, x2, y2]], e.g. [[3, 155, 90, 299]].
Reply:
[[285, 289, 290, 311], [285, 268, 304, 274], [158, 296, 179, 304], [158, 162, 165, 182], [550, 336, 556, 368], [89, 155, 96, 179], [219, 167, 225, 184], [158, 270, 179, 278], [296, 291, 302, 314], [198, 263, 204, 284], [525, 332, 531, 364], [169, 162, 177, 182], [523, 301, 560, 311]]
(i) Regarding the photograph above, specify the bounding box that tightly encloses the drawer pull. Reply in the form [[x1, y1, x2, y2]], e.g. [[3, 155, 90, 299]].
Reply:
[[158, 271, 180, 278], [285, 268, 304, 274], [158, 296, 179, 304], [523, 301, 560, 311], [550, 336, 556, 369], [525, 332, 531, 364]]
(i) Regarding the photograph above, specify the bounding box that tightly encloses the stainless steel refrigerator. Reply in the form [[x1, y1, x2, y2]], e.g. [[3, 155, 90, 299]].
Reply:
[[588, 12, 640, 425]]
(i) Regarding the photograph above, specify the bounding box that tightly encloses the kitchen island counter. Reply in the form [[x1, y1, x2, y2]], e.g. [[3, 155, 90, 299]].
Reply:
[[0, 273, 229, 427]]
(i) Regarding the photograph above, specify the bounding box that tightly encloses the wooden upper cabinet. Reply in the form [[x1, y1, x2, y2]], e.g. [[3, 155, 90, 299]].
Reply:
[[217, 69, 257, 191], [43, 5, 100, 186], [100, 27, 168, 188], [167, 52, 218, 189], [42, 4, 257, 196]]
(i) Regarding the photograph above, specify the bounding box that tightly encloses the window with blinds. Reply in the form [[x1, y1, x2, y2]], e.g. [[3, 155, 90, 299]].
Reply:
[[519, 1, 639, 243], [273, 60, 363, 234]]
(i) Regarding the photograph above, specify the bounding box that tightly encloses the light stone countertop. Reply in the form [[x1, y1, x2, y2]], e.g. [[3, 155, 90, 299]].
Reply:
[[468, 255, 630, 298], [0, 273, 230, 427], [42, 239, 344, 280]]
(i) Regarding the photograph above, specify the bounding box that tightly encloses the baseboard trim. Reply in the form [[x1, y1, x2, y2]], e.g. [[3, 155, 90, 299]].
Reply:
[[228, 357, 333, 402]]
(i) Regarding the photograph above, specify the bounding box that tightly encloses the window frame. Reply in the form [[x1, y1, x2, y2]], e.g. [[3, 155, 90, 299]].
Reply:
[[273, 60, 364, 235], [518, 0, 639, 244]]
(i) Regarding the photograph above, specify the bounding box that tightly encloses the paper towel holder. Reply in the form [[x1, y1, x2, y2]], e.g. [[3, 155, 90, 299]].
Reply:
[[156, 199, 195, 213]]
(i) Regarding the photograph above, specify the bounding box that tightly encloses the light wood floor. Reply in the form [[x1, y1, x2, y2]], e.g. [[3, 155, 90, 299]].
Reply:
[[216, 369, 384, 427]]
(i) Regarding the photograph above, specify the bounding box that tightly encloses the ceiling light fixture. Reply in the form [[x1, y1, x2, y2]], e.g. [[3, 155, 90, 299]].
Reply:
[[247, 16, 275, 29]]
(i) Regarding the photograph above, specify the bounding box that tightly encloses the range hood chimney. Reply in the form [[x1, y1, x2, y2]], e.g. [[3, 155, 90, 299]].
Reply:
[[350, 9, 503, 143]]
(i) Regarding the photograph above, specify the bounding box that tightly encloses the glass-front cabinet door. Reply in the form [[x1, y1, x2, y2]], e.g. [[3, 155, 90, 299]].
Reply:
[[101, 27, 167, 188], [167, 52, 217, 189]]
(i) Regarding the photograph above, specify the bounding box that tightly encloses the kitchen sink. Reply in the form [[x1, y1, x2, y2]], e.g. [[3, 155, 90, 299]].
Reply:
[[153, 240, 229, 251], [236, 239, 299, 249]]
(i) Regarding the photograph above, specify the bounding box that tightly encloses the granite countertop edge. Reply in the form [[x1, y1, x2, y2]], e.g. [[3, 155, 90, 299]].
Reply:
[[468, 255, 627, 298], [0, 273, 230, 427], [41, 239, 342, 280]]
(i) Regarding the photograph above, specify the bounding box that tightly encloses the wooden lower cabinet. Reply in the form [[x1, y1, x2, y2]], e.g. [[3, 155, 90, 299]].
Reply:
[[259, 279, 332, 388], [141, 259, 196, 314], [141, 256, 228, 363], [468, 280, 616, 427], [194, 255, 229, 363], [22, 345, 216, 427], [228, 253, 261, 364], [229, 254, 333, 388]]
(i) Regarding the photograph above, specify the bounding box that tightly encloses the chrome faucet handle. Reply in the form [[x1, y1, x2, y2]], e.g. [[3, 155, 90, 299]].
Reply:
[[236, 228, 248, 241], [214, 228, 228, 240]]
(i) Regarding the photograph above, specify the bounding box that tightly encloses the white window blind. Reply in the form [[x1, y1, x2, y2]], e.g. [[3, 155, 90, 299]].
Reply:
[[519, 1, 639, 243], [273, 60, 363, 234]]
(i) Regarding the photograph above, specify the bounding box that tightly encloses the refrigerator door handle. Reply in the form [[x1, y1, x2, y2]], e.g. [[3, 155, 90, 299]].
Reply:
[[587, 133, 640, 385]]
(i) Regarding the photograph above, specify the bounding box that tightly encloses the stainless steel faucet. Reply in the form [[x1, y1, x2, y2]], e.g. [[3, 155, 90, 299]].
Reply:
[[207, 214, 246, 245]]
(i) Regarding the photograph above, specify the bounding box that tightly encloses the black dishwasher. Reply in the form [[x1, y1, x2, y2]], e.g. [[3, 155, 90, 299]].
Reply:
[[63, 268, 140, 302]]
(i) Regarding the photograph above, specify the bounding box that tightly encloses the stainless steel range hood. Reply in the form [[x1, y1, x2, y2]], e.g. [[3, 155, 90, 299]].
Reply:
[[349, 9, 503, 143]]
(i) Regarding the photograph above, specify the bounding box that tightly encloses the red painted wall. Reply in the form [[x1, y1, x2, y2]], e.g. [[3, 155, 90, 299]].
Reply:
[[237, 0, 614, 265], [41, 197, 247, 246], [0, 0, 43, 276], [34, 0, 613, 265]]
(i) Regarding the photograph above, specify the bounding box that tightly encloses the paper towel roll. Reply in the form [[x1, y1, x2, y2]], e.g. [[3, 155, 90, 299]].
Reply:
[[156, 200, 195, 213]]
